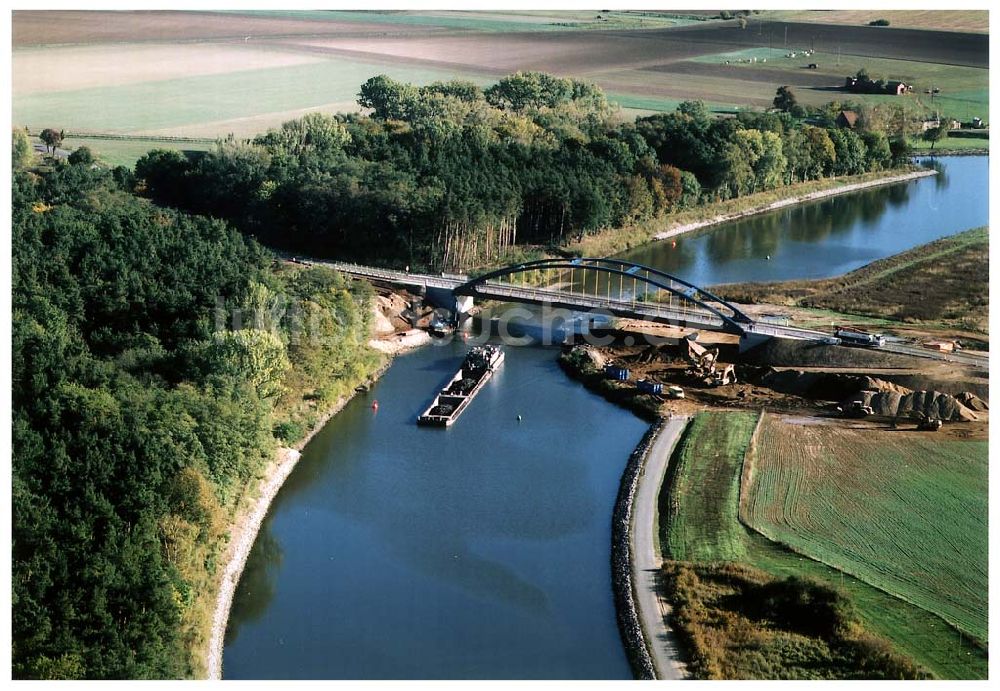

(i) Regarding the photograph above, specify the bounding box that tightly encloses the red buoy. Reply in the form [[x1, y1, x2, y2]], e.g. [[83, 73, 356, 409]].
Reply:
[[372, 400, 379, 412]]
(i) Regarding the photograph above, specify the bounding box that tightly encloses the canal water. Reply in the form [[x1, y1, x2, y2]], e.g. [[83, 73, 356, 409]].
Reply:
[[223, 340, 648, 679], [618, 156, 988, 286], [223, 156, 986, 678]]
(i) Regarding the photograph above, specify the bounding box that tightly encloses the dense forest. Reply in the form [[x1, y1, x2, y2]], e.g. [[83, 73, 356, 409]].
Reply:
[[133, 72, 908, 271], [11, 157, 379, 678]]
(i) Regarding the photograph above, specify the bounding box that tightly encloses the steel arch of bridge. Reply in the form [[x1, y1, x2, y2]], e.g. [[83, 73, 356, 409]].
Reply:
[[454, 257, 755, 333]]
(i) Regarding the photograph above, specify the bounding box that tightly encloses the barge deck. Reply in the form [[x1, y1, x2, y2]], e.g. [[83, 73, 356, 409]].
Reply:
[[417, 345, 504, 426]]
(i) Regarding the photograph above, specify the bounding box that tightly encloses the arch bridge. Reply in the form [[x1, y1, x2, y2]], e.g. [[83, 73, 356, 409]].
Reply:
[[454, 257, 755, 335]]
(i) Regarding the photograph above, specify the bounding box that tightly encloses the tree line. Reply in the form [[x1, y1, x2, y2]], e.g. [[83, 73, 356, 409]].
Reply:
[[12, 154, 377, 678], [131, 72, 910, 272]]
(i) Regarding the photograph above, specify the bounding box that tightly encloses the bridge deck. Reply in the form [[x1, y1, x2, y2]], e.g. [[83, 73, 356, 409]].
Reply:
[[322, 260, 842, 342]]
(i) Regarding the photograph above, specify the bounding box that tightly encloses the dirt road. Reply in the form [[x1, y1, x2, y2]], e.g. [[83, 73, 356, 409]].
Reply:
[[630, 416, 689, 680]]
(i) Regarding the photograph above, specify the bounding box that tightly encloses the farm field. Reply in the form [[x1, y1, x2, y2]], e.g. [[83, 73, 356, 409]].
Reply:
[[764, 10, 988, 34], [743, 414, 988, 643], [650, 48, 988, 122], [13, 10, 988, 146], [660, 411, 987, 678], [14, 56, 481, 138], [240, 9, 704, 33]]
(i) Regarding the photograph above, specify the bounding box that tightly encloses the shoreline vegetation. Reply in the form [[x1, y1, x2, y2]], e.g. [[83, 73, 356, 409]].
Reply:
[[560, 166, 934, 259], [204, 329, 431, 678], [204, 357, 391, 679]]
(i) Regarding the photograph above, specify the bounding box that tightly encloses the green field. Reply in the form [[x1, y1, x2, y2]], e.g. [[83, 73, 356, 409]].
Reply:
[[663, 412, 758, 562], [660, 411, 987, 678], [910, 134, 989, 151], [55, 136, 215, 168], [14, 57, 486, 137], [744, 415, 988, 643]]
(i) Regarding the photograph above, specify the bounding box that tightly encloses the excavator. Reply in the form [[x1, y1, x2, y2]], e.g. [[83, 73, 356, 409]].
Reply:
[[685, 337, 737, 387]]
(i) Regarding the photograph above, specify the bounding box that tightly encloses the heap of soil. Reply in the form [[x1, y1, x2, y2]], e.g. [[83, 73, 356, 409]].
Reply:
[[742, 339, 925, 369], [846, 390, 980, 421], [759, 370, 911, 401], [957, 391, 990, 412], [570, 345, 608, 369]]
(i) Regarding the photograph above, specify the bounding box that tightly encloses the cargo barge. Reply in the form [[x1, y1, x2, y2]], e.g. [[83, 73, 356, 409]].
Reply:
[[417, 345, 504, 426]]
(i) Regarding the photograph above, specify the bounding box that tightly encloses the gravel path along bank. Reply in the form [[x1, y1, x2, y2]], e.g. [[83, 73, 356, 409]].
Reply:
[[651, 169, 937, 243], [610, 421, 662, 680], [205, 346, 405, 678]]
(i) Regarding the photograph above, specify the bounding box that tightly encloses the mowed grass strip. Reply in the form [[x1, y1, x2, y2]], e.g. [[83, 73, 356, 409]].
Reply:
[[662, 411, 758, 562], [14, 57, 481, 135], [744, 415, 988, 643], [57, 136, 214, 168]]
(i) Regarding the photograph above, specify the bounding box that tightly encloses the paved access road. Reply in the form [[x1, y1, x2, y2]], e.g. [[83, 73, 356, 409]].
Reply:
[[631, 416, 690, 680]]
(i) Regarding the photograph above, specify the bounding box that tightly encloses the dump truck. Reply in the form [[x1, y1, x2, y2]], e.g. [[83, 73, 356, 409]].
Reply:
[[835, 328, 885, 348]]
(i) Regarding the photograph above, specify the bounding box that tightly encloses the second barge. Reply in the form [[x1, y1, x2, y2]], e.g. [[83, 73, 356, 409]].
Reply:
[[417, 345, 504, 426]]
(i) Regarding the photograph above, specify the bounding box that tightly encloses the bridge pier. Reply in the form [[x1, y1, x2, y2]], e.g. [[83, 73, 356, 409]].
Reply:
[[739, 332, 772, 353], [454, 294, 475, 322]]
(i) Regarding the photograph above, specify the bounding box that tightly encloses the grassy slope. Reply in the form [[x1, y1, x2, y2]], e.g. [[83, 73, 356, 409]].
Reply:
[[660, 411, 987, 679], [716, 226, 988, 332], [744, 415, 988, 642], [663, 412, 757, 562]]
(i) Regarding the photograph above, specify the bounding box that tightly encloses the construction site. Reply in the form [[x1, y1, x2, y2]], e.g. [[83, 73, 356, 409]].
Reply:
[[558, 317, 988, 440]]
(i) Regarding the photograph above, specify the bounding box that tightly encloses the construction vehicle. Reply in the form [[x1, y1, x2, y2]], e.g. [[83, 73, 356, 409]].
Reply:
[[683, 337, 737, 387], [707, 363, 737, 387], [835, 327, 886, 348], [912, 411, 943, 431], [838, 400, 875, 418]]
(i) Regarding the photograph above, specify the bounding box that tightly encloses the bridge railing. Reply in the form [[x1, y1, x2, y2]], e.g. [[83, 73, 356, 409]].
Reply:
[[476, 282, 726, 327]]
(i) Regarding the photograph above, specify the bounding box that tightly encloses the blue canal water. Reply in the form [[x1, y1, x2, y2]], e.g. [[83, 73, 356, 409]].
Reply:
[[223, 156, 986, 678]]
